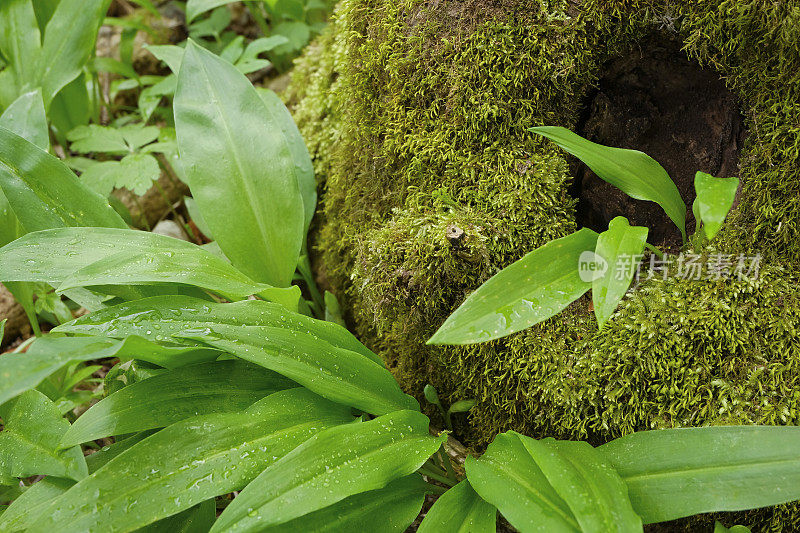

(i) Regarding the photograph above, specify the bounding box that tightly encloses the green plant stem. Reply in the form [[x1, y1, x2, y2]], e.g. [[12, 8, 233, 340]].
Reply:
[[297, 255, 325, 319], [418, 465, 456, 487], [645, 242, 665, 259], [440, 446, 459, 483], [245, 2, 272, 37], [424, 483, 449, 495]]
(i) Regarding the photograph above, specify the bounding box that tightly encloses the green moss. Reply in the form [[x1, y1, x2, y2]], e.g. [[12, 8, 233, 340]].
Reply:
[[289, 2, 800, 529]]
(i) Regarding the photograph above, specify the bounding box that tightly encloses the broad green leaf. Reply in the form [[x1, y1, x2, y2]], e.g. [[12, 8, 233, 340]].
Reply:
[[211, 411, 445, 532], [592, 217, 648, 328], [31, 0, 59, 31], [0, 127, 127, 232], [145, 44, 184, 73], [599, 426, 800, 524], [0, 90, 49, 150], [0, 335, 117, 406], [0, 390, 87, 481], [0, 0, 41, 94], [35, 0, 111, 106], [531, 127, 686, 241], [60, 360, 295, 447], [54, 295, 384, 365], [184, 195, 213, 238], [0, 477, 74, 532], [417, 480, 496, 533], [138, 499, 216, 533], [185, 0, 239, 23], [28, 389, 355, 532], [181, 324, 418, 415], [466, 432, 578, 532], [692, 171, 739, 240], [85, 432, 157, 474], [519, 435, 642, 532], [261, 475, 429, 533], [257, 88, 316, 235], [429, 228, 598, 345], [0, 227, 298, 305], [175, 41, 304, 287], [49, 73, 92, 139], [0, 89, 49, 336]]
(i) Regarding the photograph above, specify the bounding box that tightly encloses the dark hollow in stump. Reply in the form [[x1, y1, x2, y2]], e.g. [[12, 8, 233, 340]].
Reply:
[[574, 34, 745, 246]]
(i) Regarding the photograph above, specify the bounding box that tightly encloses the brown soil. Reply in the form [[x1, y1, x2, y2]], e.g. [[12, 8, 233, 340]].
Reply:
[[574, 34, 745, 247]]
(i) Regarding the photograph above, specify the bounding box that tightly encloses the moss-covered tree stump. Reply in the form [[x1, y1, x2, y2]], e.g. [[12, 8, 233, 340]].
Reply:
[[288, 1, 800, 529]]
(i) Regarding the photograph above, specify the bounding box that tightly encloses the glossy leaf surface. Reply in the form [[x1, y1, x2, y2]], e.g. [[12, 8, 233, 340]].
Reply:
[[211, 411, 444, 532], [181, 324, 418, 415], [417, 480, 496, 533], [54, 295, 383, 365], [592, 217, 648, 328], [260, 476, 429, 533], [599, 426, 800, 524], [429, 228, 598, 344], [0, 90, 49, 150], [175, 41, 304, 287], [531, 127, 686, 240], [519, 435, 641, 532], [692, 172, 739, 240], [466, 432, 579, 532], [0, 227, 295, 303], [0, 335, 118, 406], [28, 389, 355, 532], [35, 0, 111, 106], [60, 360, 295, 447], [0, 127, 126, 232], [0, 390, 87, 481]]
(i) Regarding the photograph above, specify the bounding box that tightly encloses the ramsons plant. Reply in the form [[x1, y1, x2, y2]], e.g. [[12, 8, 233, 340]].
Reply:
[[429, 127, 740, 343], [0, 41, 798, 533]]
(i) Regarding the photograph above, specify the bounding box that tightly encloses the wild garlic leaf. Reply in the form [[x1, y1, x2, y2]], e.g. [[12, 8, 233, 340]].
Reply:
[[144, 44, 185, 73], [53, 295, 383, 365], [0, 89, 49, 151], [179, 323, 418, 415], [174, 41, 305, 287], [692, 171, 739, 240], [531, 126, 687, 241], [257, 88, 316, 236], [60, 360, 295, 447], [592, 217, 648, 328], [0, 127, 127, 232], [429, 228, 598, 345], [0, 227, 300, 307], [0, 390, 88, 482], [0, 477, 75, 532], [598, 426, 800, 524], [210, 410, 445, 532], [35, 0, 109, 107], [0, 335, 118, 406], [261, 476, 429, 533], [465, 432, 579, 532], [519, 435, 642, 532], [28, 389, 355, 533], [0, 0, 41, 95], [417, 480, 496, 533]]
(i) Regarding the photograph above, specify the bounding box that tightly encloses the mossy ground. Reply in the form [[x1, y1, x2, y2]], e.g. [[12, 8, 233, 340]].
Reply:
[[287, 1, 800, 529]]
